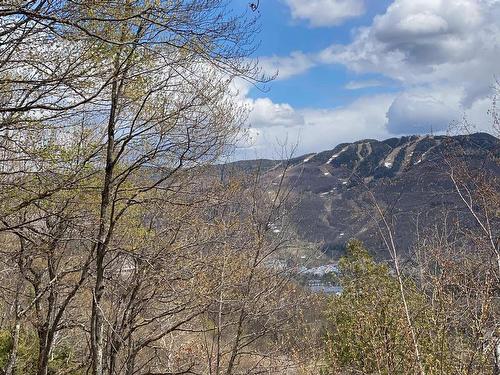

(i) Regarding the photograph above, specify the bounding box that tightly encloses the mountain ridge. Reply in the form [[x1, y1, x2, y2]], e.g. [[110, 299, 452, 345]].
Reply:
[[229, 132, 500, 259]]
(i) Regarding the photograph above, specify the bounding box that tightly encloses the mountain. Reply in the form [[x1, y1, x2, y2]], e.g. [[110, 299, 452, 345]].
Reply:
[[230, 133, 500, 260]]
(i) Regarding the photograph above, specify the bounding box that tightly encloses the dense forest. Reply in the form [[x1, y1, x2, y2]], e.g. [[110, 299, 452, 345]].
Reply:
[[0, 1, 499, 375]]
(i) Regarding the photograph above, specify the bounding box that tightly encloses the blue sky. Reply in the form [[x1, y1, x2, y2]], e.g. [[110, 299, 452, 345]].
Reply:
[[233, 0, 500, 159], [251, 0, 396, 109]]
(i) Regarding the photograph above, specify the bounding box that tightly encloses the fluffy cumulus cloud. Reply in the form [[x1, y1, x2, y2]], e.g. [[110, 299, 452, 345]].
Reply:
[[236, 94, 395, 158], [320, 0, 492, 72], [239, 88, 495, 158], [371, 0, 483, 66], [320, 0, 500, 92], [386, 92, 457, 134], [318, 0, 500, 134], [258, 51, 315, 80], [298, 94, 395, 149], [248, 98, 305, 128], [284, 0, 365, 27]]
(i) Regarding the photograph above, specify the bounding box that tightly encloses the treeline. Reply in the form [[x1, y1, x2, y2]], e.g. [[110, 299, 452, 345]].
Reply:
[[0, 1, 499, 375]]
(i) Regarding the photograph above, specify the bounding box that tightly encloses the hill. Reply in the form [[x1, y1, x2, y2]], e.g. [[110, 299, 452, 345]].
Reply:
[[229, 133, 500, 259]]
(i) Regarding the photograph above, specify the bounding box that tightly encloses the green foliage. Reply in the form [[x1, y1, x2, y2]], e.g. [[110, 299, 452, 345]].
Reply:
[[0, 330, 11, 369], [0, 329, 83, 375], [48, 345, 82, 375], [323, 240, 426, 375], [0, 328, 38, 375], [322, 240, 497, 374]]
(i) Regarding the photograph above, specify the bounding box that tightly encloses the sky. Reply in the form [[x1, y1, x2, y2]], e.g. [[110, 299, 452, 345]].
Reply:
[[232, 0, 500, 159]]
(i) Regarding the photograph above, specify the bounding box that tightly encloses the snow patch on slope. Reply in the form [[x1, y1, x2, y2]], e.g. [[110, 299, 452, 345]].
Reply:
[[303, 153, 316, 163], [325, 146, 349, 164]]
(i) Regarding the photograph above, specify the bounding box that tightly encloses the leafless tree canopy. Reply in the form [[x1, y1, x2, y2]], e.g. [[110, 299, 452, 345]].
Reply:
[[0, 2, 498, 375]]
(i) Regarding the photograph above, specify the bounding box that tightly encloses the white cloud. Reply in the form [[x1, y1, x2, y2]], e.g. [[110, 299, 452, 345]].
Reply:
[[298, 94, 395, 149], [237, 88, 498, 159], [386, 91, 458, 134], [248, 98, 305, 128], [345, 79, 384, 90], [229, 77, 253, 99], [392, 12, 449, 36], [284, 0, 365, 27], [238, 94, 394, 158], [320, 0, 499, 89], [317, 0, 500, 134], [258, 51, 315, 80]]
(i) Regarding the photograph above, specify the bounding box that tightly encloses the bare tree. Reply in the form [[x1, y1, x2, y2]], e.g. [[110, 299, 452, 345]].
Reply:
[[1, 1, 267, 374]]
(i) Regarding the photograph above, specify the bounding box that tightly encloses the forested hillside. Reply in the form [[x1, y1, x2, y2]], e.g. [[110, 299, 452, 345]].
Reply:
[[228, 132, 500, 258]]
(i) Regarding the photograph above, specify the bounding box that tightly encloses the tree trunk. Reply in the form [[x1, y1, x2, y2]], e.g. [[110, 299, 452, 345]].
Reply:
[[494, 339, 500, 375], [5, 319, 21, 375], [124, 341, 136, 375], [37, 248, 58, 375], [37, 322, 57, 375], [6, 278, 23, 375], [91, 245, 106, 375], [91, 54, 120, 375], [37, 325, 49, 375], [107, 331, 122, 375]]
